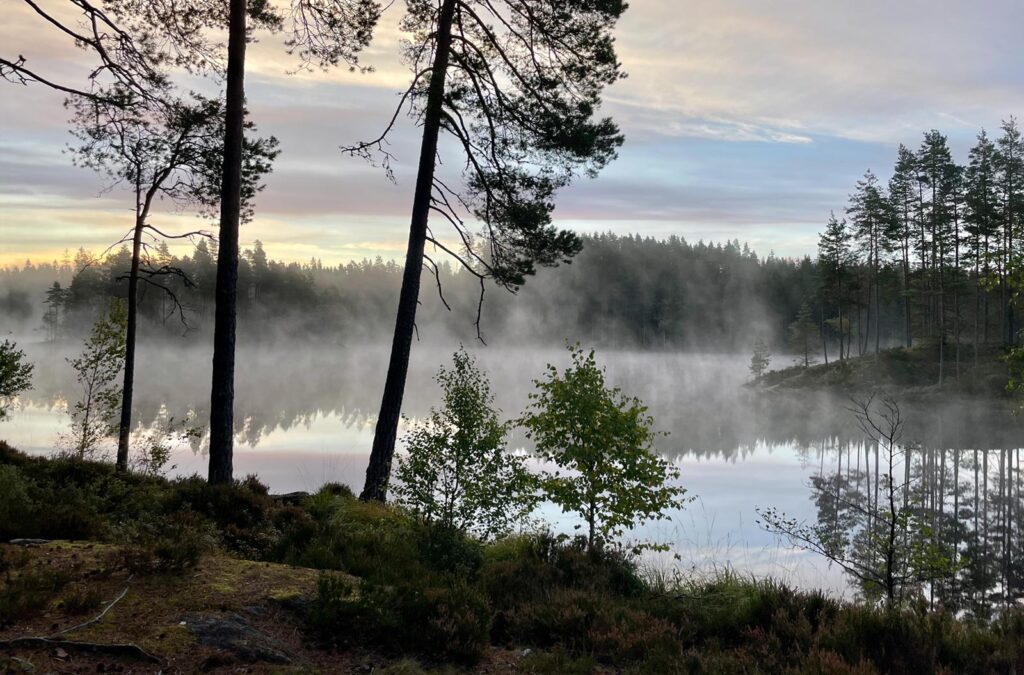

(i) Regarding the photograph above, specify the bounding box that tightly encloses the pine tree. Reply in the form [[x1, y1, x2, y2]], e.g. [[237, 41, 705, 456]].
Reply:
[[847, 170, 891, 357], [965, 130, 1000, 358], [69, 89, 279, 473], [889, 145, 918, 348], [818, 213, 854, 359], [996, 118, 1024, 346], [918, 130, 958, 382], [355, 0, 627, 501]]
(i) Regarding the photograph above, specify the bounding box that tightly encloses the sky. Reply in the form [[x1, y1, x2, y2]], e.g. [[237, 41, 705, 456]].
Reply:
[[3, 0, 1024, 267]]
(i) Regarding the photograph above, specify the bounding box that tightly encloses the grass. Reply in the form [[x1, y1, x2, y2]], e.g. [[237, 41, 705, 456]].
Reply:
[[1, 444, 1024, 673]]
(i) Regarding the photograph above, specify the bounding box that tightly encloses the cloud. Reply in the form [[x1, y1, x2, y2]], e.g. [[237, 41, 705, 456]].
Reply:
[[3, 0, 1024, 265]]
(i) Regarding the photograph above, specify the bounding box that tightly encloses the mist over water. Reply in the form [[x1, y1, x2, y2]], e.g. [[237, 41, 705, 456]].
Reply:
[[3, 337, 1022, 595]]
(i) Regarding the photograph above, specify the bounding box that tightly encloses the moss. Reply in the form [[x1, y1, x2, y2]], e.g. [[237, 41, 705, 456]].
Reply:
[[141, 623, 197, 653], [520, 648, 598, 674], [270, 588, 305, 602]]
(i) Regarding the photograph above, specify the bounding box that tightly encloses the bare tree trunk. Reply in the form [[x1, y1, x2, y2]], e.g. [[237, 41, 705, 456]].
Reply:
[[361, 0, 458, 502], [208, 0, 248, 485]]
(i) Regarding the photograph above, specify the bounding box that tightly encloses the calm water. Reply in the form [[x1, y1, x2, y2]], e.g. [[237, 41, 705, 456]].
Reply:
[[4, 341, 1020, 594]]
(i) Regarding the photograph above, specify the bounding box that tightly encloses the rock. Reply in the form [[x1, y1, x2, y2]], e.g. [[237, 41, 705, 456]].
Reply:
[[183, 612, 291, 665], [271, 491, 310, 505], [8, 539, 49, 546]]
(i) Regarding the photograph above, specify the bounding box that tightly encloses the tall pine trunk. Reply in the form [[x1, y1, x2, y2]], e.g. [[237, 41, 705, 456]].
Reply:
[[208, 0, 248, 484], [115, 213, 144, 472], [904, 234, 912, 348], [874, 256, 880, 357], [821, 306, 828, 365], [938, 255, 945, 386], [361, 0, 457, 502]]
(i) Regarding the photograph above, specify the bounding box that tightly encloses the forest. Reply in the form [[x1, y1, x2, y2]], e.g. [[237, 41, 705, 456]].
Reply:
[[2, 234, 813, 349]]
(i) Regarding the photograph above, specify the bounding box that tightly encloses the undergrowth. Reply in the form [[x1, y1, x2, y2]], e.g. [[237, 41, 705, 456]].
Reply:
[[2, 443, 1024, 673]]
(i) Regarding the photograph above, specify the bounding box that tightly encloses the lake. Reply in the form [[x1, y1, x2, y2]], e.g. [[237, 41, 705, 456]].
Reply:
[[4, 340, 1021, 596]]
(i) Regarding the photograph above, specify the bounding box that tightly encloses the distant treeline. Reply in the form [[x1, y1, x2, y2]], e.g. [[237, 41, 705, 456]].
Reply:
[[2, 234, 821, 350]]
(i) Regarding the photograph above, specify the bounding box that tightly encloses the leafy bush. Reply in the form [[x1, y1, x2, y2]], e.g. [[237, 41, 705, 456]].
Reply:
[[284, 491, 425, 583], [162, 475, 279, 558], [394, 348, 535, 539], [521, 345, 685, 551], [0, 339, 33, 422], [415, 524, 484, 578]]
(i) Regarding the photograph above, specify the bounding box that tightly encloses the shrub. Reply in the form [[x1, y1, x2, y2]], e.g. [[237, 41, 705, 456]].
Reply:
[[0, 465, 35, 539], [482, 533, 644, 613], [163, 475, 279, 558], [0, 561, 76, 627], [415, 524, 484, 578], [58, 582, 104, 615], [497, 587, 678, 666], [309, 574, 491, 664], [304, 497, 424, 583], [119, 511, 216, 575]]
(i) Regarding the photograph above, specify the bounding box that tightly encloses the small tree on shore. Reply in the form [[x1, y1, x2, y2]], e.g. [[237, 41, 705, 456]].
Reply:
[[0, 340, 34, 421], [521, 345, 684, 551], [66, 301, 127, 458], [394, 348, 534, 538], [750, 337, 772, 379]]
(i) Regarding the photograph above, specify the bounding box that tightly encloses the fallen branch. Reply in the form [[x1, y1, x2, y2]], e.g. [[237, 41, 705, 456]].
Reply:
[[0, 576, 160, 664], [0, 637, 161, 663], [50, 575, 134, 638]]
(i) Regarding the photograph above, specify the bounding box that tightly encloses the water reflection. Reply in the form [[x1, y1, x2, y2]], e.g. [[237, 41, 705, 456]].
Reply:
[[4, 343, 1023, 598], [14, 343, 1022, 455]]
